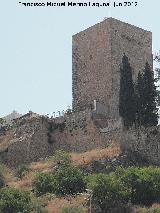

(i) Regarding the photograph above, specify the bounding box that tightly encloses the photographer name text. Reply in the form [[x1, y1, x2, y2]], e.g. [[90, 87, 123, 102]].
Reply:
[[19, 1, 138, 7]]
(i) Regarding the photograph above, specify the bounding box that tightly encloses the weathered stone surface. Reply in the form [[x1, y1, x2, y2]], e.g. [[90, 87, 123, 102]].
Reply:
[[0, 111, 121, 167], [72, 18, 152, 119], [120, 126, 160, 165], [0, 117, 53, 167]]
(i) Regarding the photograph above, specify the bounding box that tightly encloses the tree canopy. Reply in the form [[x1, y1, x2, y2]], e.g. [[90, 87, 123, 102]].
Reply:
[[119, 54, 136, 128], [136, 62, 158, 127]]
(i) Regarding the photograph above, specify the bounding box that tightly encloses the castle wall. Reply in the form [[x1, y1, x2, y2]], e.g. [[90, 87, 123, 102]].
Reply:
[[72, 18, 152, 119], [49, 110, 106, 153], [120, 127, 160, 165], [0, 113, 118, 167], [0, 111, 123, 167], [1, 114, 160, 167]]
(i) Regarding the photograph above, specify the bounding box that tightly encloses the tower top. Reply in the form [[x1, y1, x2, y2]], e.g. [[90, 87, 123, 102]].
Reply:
[[73, 17, 151, 37]]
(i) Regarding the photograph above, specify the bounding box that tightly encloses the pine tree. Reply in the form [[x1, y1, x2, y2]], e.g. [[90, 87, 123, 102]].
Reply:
[[119, 54, 136, 128], [140, 62, 158, 127]]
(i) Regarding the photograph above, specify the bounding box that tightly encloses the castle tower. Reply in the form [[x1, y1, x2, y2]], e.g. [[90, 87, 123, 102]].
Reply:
[[72, 18, 152, 119]]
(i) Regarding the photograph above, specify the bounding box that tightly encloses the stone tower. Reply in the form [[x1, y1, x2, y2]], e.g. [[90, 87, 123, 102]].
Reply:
[[72, 18, 152, 119]]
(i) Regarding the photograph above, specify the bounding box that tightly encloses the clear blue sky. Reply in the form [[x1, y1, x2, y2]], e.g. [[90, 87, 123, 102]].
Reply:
[[0, 0, 160, 117]]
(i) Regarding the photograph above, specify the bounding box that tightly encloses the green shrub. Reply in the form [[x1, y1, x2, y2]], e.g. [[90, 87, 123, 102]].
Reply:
[[85, 167, 160, 211], [115, 167, 160, 206], [33, 165, 85, 197], [0, 187, 31, 213], [53, 165, 86, 196], [60, 206, 85, 213], [52, 150, 72, 168], [32, 173, 56, 196], [86, 173, 131, 212], [15, 164, 30, 179]]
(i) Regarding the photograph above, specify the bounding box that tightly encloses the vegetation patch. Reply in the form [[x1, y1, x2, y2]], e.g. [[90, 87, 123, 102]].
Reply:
[[86, 166, 160, 212], [15, 164, 30, 179], [0, 187, 32, 213], [60, 206, 86, 213]]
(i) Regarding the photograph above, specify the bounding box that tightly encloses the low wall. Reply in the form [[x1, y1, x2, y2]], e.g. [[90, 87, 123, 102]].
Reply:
[[0, 110, 116, 167], [120, 126, 160, 165], [2, 110, 160, 168]]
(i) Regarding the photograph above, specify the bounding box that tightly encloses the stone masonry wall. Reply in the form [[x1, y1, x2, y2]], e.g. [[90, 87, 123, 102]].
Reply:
[[0, 117, 53, 167], [48, 110, 109, 153], [72, 18, 152, 119], [1, 113, 160, 167], [0, 112, 119, 167], [120, 126, 160, 165]]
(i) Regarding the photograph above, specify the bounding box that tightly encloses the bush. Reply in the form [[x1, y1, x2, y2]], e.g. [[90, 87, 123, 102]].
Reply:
[[15, 164, 30, 179], [52, 150, 71, 168], [86, 167, 160, 211], [0, 187, 31, 213], [86, 173, 131, 212], [33, 165, 85, 197], [53, 165, 86, 196], [32, 173, 56, 196], [115, 167, 160, 205], [60, 206, 85, 213]]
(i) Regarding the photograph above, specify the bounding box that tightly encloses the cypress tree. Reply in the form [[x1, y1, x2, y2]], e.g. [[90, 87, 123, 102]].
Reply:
[[119, 54, 136, 128], [135, 71, 144, 127], [140, 62, 158, 127]]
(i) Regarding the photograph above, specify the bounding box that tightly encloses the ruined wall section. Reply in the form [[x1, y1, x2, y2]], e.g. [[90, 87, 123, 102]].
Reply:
[[120, 127, 160, 165], [48, 110, 108, 153], [1, 113, 160, 167], [72, 20, 112, 112], [110, 18, 152, 118], [0, 117, 54, 167], [0, 112, 119, 167]]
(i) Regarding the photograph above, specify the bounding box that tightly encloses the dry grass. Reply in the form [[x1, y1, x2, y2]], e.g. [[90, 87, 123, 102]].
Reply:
[[30, 161, 51, 173], [8, 161, 52, 191], [4, 146, 120, 194], [0, 164, 15, 186], [71, 145, 121, 166], [136, 204, 160, 212], [10, 145, 120, 190], [10, 160, 52, 190], [9, 172, 33, 191], [46, 195, 87, 213]]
